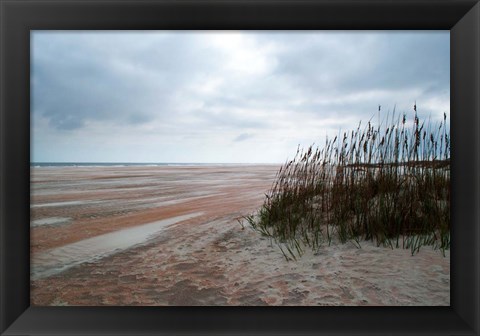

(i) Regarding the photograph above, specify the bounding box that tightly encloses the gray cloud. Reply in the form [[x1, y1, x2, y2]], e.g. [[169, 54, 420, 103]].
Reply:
[[32, 32, 220, 130], [233, 133, 254, 142], [31, 31, 449, 163], [268, 32, 449, 92]]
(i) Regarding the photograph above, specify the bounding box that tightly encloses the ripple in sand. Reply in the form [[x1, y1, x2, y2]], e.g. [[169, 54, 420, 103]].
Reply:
[[31, 217, 72, 227], [31, 200, 102, 208]]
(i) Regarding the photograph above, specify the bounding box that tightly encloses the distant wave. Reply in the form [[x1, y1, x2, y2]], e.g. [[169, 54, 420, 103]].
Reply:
[[31, 162, 189, 167], [30, 162, 275, 168]]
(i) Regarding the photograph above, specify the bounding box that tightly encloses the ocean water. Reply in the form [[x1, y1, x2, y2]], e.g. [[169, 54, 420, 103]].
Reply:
[[30, 162, 261, 168]]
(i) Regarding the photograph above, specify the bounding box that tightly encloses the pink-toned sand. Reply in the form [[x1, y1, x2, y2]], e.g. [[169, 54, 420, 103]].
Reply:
[[30, 165, 449, 306]]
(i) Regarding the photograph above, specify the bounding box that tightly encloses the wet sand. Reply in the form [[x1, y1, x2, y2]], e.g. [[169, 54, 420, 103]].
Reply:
[[30, 165, 450, 306]]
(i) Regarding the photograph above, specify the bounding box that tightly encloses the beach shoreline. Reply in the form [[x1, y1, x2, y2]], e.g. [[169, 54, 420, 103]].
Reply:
[[30, 165, 450, 306]]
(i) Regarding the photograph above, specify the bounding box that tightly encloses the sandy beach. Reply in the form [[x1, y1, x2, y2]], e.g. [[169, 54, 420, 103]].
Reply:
[[30, 165, 450, 306]]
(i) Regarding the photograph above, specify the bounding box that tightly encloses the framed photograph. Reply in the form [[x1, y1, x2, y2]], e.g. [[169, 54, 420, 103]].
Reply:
[[1, 0, 479, 335]]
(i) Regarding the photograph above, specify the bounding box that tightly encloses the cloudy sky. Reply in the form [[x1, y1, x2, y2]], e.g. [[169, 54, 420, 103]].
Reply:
[[31, 31, 449, 164]]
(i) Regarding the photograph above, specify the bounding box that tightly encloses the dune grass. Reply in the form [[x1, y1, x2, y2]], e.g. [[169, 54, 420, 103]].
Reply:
[[244, 110, 450, 260]]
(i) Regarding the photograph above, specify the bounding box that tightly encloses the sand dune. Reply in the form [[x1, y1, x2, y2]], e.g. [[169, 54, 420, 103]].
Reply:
[[30, 165, 449, 306]]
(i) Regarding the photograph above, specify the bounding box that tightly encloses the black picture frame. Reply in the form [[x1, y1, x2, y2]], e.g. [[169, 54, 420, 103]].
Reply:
[[1, 0, 479, 335]]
